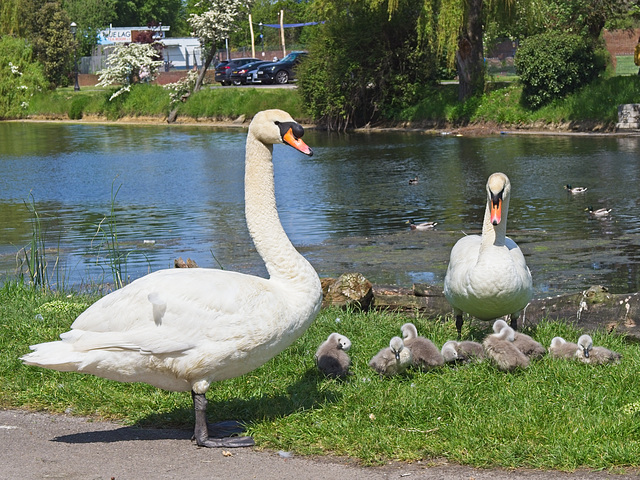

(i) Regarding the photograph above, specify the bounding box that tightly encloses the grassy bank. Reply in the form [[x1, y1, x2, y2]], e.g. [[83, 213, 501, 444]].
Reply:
[[2, 280, 639, 471], [20, 75, 640, 130], [25, 84, 309, 123]]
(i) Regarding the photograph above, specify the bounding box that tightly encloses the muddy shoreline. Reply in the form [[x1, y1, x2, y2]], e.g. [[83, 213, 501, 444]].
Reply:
[[15, 114, 640, 137]]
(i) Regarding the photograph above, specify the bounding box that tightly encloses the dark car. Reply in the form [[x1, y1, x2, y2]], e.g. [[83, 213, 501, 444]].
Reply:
[[252, 51, 308, 85], [229, 60, 270, 85], [214, 57, 259, 85]]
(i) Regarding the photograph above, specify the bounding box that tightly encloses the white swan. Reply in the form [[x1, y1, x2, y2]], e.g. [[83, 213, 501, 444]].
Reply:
[[21, 109, 323, 448], [443, 172, 533, 337]]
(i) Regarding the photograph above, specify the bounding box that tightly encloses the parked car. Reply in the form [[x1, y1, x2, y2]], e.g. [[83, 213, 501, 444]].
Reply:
[[229, 60, 270, 85], [252, 51, 308, 85], [214, 57, 259, 85]]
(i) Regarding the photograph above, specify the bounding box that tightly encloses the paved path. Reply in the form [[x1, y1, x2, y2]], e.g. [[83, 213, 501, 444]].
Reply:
[[1, 409, 638, 480]]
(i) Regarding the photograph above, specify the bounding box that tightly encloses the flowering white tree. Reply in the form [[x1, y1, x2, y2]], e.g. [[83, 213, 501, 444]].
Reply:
[[188, 0, 251, 93], [97, 43, 164, 100]]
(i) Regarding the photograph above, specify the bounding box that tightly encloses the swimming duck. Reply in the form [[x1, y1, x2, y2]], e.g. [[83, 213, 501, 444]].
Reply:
[[406, 219, 438, 231], [586, 206, 612, 217], [565, 184, 587, 194]]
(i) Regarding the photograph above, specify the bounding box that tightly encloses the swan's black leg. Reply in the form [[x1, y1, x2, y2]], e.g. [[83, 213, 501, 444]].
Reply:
[[510, 313, 519, 331], [455, 314, 464, 339], [192, 391, 255, 448]]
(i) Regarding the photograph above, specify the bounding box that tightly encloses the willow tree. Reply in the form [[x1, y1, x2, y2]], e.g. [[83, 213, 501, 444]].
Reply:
[[406, 0, 521, 101]]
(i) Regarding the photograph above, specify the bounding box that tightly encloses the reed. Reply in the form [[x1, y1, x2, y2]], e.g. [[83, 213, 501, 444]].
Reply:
[[89, 180, 129, 289], [17, 193, 63, 292]]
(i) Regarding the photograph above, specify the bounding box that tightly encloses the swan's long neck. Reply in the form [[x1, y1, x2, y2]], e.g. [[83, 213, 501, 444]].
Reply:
[[244, 133, 320, 290], [480, 194, 509, 250]]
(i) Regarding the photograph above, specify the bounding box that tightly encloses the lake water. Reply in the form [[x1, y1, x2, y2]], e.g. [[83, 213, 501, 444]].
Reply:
[[1, 121, 639, 297]]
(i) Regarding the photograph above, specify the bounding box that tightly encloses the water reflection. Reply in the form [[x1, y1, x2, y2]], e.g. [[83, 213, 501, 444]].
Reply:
[[1, 122, 639, 297]]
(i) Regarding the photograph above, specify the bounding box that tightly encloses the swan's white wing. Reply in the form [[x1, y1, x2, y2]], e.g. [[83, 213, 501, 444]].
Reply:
[[72, 268, 278, 332], [444, 235, 481, 296]]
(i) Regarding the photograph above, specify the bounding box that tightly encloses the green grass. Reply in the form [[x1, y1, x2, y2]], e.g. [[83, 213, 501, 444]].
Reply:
[[616, 55, 639, 76], [19, 74, 640, 129], [2, 280, 639, 471], [25, 83, 309, 123]]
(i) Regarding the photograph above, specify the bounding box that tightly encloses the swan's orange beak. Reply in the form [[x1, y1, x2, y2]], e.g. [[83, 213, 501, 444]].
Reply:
[[490, 197, 502, 225], [282, 127, 312, 156]]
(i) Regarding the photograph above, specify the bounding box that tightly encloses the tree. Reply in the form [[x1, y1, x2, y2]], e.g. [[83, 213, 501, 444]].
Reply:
[[167, 0, 250, 122], [21, 0, 75, 87], [112, 0, 188, 35], [189, 0, 251, 92], [1, 0, 24, 36], [299, 0, 436, 130], [97, 42, 164, 100], [62, 0, 118, 57]]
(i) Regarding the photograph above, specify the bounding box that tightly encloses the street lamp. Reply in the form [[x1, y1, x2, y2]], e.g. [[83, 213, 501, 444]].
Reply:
[[70, 22, 80, 91], [259, 22, 264, 57]]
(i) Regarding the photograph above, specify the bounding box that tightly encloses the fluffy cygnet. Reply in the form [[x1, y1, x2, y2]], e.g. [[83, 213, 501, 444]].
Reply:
[[493, 319, 545, 359], [483, 325, 530, 371], [369, 336, 412, 376], [400, 323, 444, 370], [548, 336, 580, 359], [576, 334, 622, 365], [315, 332, 352, 378], [441, 340, 485, 363]]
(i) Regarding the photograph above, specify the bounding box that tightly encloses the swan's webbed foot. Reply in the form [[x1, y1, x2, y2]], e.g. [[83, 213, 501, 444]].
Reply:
[[207, 419, 246, 437], [192, 391, 255, 448], [195, 434, 256, 448]]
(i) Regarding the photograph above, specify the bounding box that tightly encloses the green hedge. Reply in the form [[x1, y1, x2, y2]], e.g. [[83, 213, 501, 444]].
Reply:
[[515, 32, 602, 109]]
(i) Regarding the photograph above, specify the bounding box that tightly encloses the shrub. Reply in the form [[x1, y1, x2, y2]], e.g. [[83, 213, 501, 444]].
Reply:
[[68, 95, 89, 120], [298, 0, 437, 130], [0, 37, 49, 119], [515, 32, 601, 109]]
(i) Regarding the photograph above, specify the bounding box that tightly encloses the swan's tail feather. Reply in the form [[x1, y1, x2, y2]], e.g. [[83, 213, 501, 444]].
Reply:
[[21, 341, 84, 372]]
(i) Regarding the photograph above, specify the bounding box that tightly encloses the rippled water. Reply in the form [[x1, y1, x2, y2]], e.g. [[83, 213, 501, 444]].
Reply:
[[1, 122, 639, 297]]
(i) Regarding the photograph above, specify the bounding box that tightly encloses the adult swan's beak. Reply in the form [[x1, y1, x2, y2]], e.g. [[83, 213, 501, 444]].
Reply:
[[277, 121, 313, 156]]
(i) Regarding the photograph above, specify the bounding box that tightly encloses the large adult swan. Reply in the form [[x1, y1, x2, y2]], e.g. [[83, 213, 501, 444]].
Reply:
[[21, 110, 323, 448], [443, 172, 532, 338]]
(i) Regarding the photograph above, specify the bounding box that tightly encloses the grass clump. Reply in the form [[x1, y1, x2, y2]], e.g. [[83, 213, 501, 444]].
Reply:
[[2, 282, 640, 471]]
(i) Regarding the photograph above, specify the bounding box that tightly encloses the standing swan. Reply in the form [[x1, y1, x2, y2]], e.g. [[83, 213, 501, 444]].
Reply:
[[443, 172, 533, 337], [21, 110, 323, 448]]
